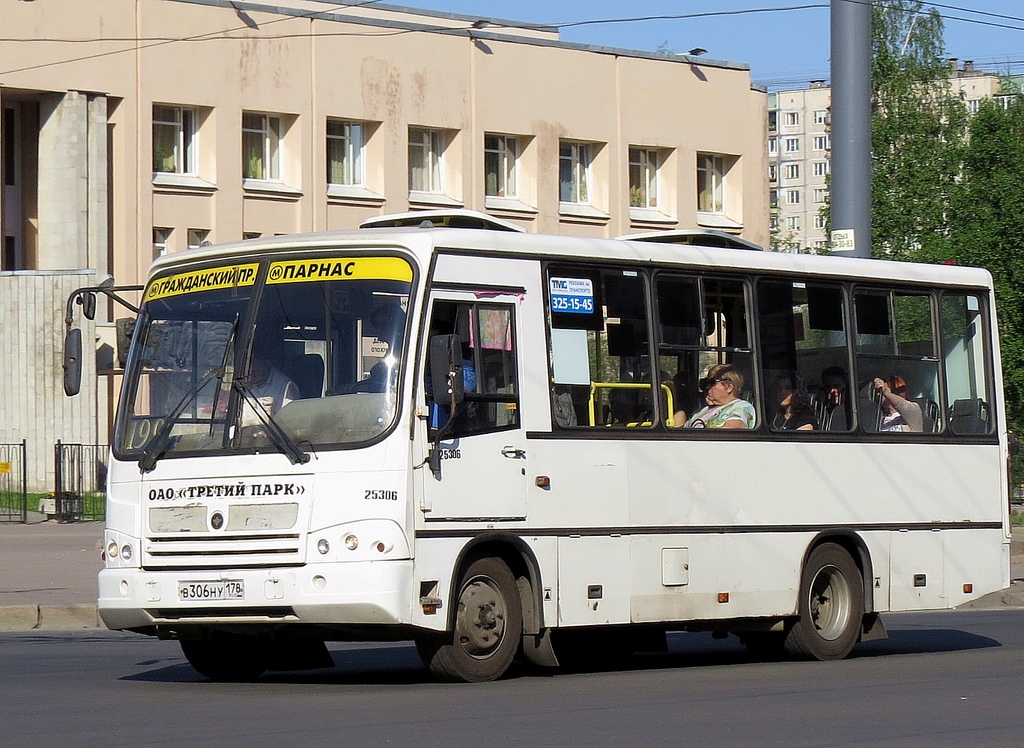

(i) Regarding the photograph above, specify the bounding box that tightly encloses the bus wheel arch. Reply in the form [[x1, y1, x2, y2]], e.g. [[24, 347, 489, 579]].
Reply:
[[416, 535, 543, 681], [784, 538, 866, 660]]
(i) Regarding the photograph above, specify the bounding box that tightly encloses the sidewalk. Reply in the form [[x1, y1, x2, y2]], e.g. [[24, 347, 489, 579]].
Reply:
[[0, 519, 1021, 632], [0, 516, 103, 631]]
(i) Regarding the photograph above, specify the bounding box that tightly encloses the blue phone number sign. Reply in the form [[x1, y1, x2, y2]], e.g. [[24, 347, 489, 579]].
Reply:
[[550, 277, 595, 314]]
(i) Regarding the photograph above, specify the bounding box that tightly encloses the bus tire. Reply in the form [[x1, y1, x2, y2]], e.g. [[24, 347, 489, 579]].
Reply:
[[180, 633, 269, 681], [784, 543, 864, 661], [416, 557, 522, 682]]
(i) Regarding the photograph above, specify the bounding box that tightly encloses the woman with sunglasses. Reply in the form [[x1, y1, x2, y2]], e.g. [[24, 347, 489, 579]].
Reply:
[[684, 363, 756, 429]]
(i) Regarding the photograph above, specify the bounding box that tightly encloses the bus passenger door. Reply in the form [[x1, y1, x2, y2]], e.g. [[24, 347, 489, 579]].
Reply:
[[420, 294, 526, 521]]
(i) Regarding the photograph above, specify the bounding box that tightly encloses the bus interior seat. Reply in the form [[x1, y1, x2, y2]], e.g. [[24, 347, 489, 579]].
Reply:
[[915, 398, 940, 433], [284, 354, 325, 399], [950, 398, 989, 434]]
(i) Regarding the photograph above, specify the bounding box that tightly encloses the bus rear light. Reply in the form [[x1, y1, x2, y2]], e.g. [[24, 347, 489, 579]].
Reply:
[[963, 583, 973, 594], [718, 592, 730, 603], [344, 534, 359, 551]]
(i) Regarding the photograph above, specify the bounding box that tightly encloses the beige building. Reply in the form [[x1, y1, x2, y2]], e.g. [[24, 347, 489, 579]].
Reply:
[[768, 60, 1003, 253], [0, 0, 767, 490]]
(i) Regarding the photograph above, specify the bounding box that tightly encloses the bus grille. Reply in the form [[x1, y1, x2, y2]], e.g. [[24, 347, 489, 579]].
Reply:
[[142, 533, 304, 569]]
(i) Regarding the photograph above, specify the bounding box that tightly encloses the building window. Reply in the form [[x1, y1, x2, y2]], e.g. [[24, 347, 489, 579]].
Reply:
[[813, 161, 830, 177], [242, 232, 261, 241], [813, 135, 829, 151], [814, 188, 829, 203], [484, 134, 518, 198], [770, 214, 779, 231], [967, 99, 981, 114], [787, 189, 801, 205], [768, 137, 777, 156], [769, 189, 778, 209], [153, 227, 172, 260], [785, 112, 800, 127], [628, 147, 659, 209], [815, 239, 829, 250], [768, 164, 778, 182], [784, 163, 800, 180], [409, 127, 444, 193], [814, 215, 827, 229], [153, 105, 196, 175], [813, 109, 828, 125], [697, 153, 728, 214], [559, 141, 591, 204], [242, 112, 282, 181], [327, 119, 364, 187], [187, 229, 209, 250], [787, 216, 801, 231], [784, 137, 800, 153]]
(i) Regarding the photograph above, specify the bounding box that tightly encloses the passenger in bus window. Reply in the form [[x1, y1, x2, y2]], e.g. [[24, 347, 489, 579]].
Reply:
[[771, 373, 817, 431], [245, 346, 299, 421], [873, 375, 923, 432], [684, 364, 756, 429], [820, 366, 849, 431]]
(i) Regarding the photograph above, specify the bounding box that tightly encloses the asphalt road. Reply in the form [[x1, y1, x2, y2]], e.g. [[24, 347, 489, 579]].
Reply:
[[2, 608, 1022, 748]]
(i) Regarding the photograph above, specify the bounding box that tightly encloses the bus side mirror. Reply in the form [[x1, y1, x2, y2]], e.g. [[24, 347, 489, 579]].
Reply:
[[80, 291, 97, 320], [429, 334, 464, 408], [63, 328, 83, 396]]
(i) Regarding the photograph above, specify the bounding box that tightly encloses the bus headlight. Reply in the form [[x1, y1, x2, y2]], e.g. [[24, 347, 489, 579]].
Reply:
[[317, 538, 330, 555], [106, 541, 119, 559], [120, 544, 133, 561], [343, 534, 359, 551]]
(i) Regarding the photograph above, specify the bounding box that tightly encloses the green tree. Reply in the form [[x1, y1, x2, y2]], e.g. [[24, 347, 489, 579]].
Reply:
[[950, 98, 1024, 468], [870, 0, 968, 262]]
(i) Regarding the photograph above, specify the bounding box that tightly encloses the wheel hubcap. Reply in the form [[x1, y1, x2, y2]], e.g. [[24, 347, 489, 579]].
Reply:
[[809, 564, 852, 641], [456, 576, 507, 658]]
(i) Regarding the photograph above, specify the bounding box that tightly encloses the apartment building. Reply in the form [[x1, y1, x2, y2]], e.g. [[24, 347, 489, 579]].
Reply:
[[768, 60, 1002, 253], [0, 0, 768, 488], [767, 81, 832, 253]]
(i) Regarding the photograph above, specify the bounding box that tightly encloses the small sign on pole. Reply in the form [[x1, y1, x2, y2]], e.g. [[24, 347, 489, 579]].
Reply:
[[830, 229, 856, 253], [0, 462, 10, 474]]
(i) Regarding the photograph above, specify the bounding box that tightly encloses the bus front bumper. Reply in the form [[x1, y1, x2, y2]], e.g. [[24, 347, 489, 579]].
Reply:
[[98, 560, 414, 632]]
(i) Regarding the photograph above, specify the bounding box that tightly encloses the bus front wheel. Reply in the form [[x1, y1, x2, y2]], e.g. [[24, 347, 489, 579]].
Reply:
[[783, 543, 864, 661], [416, 557, 522, 682]]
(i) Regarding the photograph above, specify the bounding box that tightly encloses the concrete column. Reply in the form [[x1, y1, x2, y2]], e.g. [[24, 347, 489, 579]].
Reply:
[[87, 94, 109, 277], [37, 91, 89, 270]]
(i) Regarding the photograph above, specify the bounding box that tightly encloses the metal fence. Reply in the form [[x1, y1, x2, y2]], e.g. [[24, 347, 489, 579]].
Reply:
[[54, 441, 108, 522], [0, 441, 28, 523]]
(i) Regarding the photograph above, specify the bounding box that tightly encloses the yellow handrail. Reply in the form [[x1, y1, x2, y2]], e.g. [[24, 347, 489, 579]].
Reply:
[[587, 382, 675, 427]]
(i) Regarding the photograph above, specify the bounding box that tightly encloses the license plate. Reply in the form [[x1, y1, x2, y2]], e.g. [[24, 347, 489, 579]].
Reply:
[[177, 580, 245, 601]]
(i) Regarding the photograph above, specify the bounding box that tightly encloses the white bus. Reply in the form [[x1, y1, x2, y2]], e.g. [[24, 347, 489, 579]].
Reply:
[[72, 212, 1011, 682]]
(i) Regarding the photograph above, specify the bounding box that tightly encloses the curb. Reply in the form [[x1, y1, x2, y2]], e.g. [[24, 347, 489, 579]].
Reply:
[[0, 605, 101, 632]]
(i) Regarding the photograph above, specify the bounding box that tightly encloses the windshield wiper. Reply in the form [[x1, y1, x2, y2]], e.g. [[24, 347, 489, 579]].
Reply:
[[138, 371, 219, 472], [232, 380, 311, 465]]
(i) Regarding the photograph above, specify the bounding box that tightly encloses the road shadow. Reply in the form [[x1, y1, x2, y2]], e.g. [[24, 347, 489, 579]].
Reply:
[[120, 624, 1001, 685]]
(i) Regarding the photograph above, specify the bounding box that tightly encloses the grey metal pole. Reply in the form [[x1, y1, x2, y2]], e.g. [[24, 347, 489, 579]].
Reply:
[[830, 0, 873, 258]]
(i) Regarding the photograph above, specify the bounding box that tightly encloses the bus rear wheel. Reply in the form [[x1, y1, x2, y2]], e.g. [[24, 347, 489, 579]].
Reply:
[[416, 557, 522, 682], [784, 543, 864, 661], [180, 632, 269, 681]]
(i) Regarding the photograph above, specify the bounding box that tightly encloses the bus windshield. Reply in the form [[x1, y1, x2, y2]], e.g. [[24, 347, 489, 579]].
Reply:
[[115, 255, 413, 460]]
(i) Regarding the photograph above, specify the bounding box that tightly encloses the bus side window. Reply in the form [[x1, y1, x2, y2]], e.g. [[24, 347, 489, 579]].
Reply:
[[757, 279, 850, 432], [941, 293, 993, 436], [548, 266, 654, 428], [426, 301, 519, 438]]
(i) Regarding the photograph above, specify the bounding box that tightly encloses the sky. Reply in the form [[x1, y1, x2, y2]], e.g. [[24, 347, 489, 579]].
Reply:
[[396, 1, 1024, 90]]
